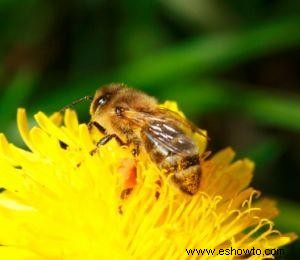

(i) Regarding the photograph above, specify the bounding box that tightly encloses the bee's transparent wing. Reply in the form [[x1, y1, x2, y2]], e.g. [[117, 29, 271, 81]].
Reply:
[[144, 121, 199, 155], [156, 108, 208, 139], [123, 107, 207, 138], [122, 109, 200, 155]]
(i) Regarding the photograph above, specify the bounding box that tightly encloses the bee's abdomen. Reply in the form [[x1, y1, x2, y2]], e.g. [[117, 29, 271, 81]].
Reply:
[[149, 149, 201, 194], [141, 127, 201, 194], [173, 164, 201, 194], [164, 154, 201, 195]]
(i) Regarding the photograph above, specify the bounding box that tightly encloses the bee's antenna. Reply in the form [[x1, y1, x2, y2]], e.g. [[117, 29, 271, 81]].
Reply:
[[60, 95, 93, 113]]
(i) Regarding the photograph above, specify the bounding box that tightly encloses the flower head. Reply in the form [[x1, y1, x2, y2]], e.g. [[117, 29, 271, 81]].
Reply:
[[0, 102, 296, 259]]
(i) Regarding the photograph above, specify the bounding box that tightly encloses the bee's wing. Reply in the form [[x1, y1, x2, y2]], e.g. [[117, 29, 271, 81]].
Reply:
[[122, 108, 201, 155], [156, 108, 208, 139], [123, 107, 207, 138]]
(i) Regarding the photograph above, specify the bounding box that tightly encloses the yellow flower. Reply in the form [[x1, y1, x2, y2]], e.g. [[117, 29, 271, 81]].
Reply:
[[0, 102, 296, 259]]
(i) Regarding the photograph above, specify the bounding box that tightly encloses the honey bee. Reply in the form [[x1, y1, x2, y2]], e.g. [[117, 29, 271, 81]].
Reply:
[[89, 83, 205, 195]]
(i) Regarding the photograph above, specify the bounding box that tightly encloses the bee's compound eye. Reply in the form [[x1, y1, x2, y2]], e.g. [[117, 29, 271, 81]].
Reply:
[[98, 96, 107, 106], [97, 94, 111, 108]]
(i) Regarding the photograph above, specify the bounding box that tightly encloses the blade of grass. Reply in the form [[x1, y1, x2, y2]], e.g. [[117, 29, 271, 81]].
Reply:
[[114, 15, 300, 85], [29, 15, 300, 113], [242, 92, 300, 131], [157, 80, 300, 132]]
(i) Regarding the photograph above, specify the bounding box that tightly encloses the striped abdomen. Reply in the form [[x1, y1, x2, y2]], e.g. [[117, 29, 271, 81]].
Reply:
[[141, 124, 201, 195]]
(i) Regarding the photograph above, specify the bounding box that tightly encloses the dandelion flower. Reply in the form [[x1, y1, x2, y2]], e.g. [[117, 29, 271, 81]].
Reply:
[[0, 102, 296, 259]]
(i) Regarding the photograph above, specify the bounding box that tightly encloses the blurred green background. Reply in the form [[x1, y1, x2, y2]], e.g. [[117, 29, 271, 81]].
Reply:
[[0, 0, 299, 257]]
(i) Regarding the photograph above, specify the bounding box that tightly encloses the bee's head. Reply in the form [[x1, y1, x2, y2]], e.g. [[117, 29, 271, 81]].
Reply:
[[90, 83, 125, 116]]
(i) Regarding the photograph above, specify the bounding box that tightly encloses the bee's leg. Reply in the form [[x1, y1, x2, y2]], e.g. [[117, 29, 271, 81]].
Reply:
[[131, 140, 141, 157], [131, 146, 139, 157], [200, 150, 212, 161], [88, 121, 106, 134], [90, 134, 124, 155], [97, 134, 124, 146]]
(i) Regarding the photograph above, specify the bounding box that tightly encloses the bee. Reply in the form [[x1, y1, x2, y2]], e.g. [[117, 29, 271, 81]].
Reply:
[[88, 83, 205, 195]]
